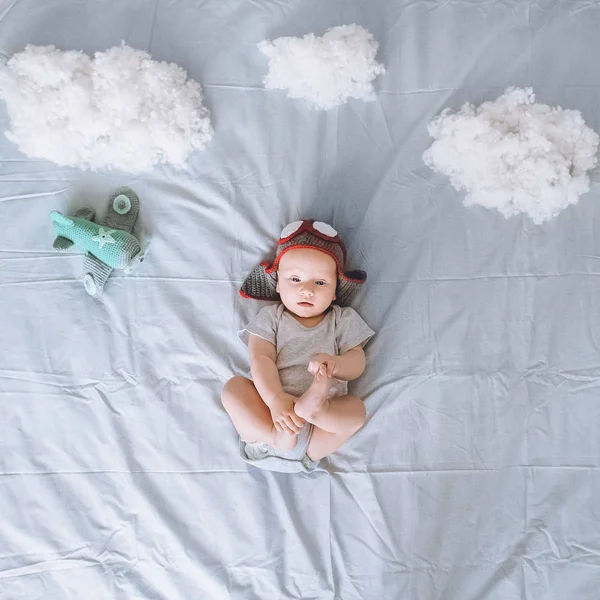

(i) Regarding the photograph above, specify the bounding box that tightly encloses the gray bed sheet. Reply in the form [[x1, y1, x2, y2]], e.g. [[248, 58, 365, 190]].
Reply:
[[1, 1, 600, 598]]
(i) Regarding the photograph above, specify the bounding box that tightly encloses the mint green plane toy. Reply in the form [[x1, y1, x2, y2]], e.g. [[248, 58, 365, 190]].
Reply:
[[50, 188, 148, 298]]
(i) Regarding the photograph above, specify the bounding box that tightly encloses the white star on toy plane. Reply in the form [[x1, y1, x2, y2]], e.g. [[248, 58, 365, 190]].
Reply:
[[92, 228, 116, 249]]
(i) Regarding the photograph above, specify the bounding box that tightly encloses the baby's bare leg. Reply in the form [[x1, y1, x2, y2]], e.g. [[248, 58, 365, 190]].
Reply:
[[294, 367, 367, 435], [306, 423, 363, 462], [221, 376, 297, 450]]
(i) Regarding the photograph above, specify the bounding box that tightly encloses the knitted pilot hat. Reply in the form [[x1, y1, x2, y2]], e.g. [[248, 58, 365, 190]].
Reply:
[[240, 220, 367, 306]]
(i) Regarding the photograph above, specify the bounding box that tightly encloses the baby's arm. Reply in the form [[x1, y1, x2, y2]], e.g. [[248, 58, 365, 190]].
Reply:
[[308, 345, 366, 381], [248, 335, 283, 403], [248, 335, 305, 434]]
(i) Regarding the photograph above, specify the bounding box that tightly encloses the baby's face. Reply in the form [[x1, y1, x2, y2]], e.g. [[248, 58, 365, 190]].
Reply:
[[276, 248, 337, 318]]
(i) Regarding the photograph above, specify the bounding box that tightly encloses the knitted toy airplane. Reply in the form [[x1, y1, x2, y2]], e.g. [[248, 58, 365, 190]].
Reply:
[[50, 188, 147, 298]]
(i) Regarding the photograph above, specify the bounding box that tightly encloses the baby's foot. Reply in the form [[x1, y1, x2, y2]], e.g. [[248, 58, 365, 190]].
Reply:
[[294, 365, 333, 422]]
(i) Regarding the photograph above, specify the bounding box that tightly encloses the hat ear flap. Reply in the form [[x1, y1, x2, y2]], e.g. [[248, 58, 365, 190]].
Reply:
[[240, 262, 279, 300], [335, 270, 367, 306]]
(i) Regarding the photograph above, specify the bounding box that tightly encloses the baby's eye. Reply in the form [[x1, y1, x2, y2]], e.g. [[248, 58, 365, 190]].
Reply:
[[291, 277, 300, 283], [316, 281, 326, 286]]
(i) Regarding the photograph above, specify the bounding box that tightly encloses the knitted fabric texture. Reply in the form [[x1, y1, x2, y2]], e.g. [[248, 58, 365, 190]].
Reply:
[[240, 220, 366, 306], [51, 188, 141, 270], [84, 255, 113, 297], [83, 188, 141, 298], [274, 229, 346, 271], [51, 211, 141, 269], [81, 188, 141, 297]]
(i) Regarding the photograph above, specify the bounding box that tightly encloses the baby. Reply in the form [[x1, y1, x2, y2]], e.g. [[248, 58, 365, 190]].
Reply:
[[221, 220, 374, 473]]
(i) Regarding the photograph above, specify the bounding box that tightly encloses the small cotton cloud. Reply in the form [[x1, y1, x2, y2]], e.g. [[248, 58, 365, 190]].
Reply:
[[258, 24, 385, 110], [423, 87, 599, 224], [0, 44, 213, 173]]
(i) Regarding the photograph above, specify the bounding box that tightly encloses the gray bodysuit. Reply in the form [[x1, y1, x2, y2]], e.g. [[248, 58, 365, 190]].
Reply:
[[238, 303, 375, 473]]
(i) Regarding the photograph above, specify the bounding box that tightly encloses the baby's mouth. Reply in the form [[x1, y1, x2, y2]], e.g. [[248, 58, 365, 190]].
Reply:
[[298, 301, 313, 307]]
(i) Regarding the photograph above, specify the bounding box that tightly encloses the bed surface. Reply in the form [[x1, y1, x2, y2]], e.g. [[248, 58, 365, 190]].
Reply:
[[1, 1, 600, 598]]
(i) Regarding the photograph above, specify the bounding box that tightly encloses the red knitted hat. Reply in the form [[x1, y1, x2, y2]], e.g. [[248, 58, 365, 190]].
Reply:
[[240, 220, 367, 306]]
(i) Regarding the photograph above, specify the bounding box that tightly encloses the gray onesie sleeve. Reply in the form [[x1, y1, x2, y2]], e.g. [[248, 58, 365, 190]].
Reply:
[[238, 304, 279, 346], [335, 306, 375, 354]]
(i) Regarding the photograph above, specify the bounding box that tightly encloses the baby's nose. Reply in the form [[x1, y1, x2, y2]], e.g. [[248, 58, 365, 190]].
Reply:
[[301, 284, 314, 296]]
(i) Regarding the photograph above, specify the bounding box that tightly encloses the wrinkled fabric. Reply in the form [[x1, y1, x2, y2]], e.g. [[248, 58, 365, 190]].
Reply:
[[1, 0, 600, 598]]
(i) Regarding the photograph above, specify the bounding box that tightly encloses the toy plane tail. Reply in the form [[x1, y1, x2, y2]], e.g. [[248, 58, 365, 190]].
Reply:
[[53, 236, 74, 250]]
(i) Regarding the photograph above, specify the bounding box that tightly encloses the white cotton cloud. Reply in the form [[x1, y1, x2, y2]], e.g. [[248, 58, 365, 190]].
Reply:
[[258, 24, 385, 110], [423, 87, 599, 224], [0, 44, 213, 173]]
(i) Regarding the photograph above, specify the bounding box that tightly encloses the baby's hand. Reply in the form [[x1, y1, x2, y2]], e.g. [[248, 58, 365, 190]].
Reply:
[[308, 353, 337, 378], [267, 391, 305, 435]]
